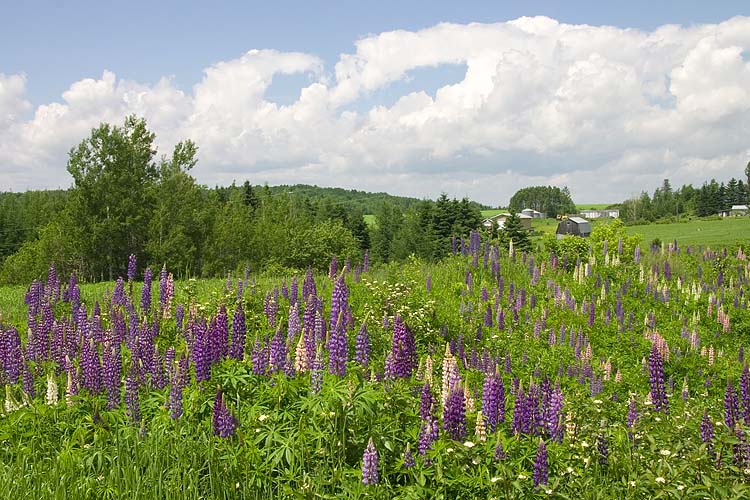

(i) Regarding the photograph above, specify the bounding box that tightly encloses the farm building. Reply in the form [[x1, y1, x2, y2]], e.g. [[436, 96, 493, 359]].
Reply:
[[731, 205, 749, 216], [556, 217, 591, 239], [579, 209, 619, 219], [521, 208, 546, 218], [482, 212, 533, 230]]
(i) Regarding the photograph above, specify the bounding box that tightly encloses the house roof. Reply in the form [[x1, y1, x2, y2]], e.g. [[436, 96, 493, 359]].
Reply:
[[732, 205, 749, 210], [569, 217, 589, 224]]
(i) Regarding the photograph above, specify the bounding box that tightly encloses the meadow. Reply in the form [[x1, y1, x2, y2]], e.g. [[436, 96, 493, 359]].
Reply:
[[1, 231, 750, 498], [625, 217, 750, 247]]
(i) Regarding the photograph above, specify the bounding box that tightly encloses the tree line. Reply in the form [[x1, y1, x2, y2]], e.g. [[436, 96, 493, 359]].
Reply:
[[0, 116, 485, 284], [619, 168, 750, 223]]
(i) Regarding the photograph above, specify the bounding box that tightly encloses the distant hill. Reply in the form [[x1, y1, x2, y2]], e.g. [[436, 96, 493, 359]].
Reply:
[[261, 184, 490, 214], [261, 184, 423, 213]]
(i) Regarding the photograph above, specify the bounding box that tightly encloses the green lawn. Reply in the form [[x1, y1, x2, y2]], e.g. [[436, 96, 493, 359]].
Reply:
[[625, 216, 750, 247]]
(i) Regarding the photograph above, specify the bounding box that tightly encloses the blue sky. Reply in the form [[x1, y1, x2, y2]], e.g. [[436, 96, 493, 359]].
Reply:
[[2, 1, 750, 204], [4, 1, 749, 106]]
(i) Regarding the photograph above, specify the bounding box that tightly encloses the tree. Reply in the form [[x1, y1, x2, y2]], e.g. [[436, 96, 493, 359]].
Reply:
[[502, 213, 531, 252], [242, 180, 259, 211], [66, 116, 160, 280], [508, 186, 576, 218], [147, 140, 209, 277], [371, 202, 403, 263]]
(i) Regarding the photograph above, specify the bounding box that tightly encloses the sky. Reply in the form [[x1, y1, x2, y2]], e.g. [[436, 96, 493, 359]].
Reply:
[[1, 1, 750, 205]]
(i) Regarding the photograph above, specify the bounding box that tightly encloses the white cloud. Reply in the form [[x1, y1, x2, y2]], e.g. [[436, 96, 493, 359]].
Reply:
[[0, 73, 30, 129], [2, 16, 750, 204]]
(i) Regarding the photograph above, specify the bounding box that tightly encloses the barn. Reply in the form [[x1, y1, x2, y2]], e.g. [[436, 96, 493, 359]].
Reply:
[[556, 217, 591, 239], [482, 212, 533, 230]]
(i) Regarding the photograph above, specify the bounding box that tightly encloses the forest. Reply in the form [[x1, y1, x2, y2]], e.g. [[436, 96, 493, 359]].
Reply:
[[0, 117, 486, 284]]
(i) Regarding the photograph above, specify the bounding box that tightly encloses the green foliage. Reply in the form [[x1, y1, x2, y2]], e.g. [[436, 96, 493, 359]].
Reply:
[[0, 189, 67, 262], [502, 213, 531, 252], [508, 186, 576, 218], [65, 115, 160, 280], [590, 219, 642, 262], [282, 220, 361, 270], [542, 233, 589, 268]]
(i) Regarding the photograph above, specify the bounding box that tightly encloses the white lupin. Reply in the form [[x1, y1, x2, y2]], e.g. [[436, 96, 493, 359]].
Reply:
[[46, 372, 59, 406]]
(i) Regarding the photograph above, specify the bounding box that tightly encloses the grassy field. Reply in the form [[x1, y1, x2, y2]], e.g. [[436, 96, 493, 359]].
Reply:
[[576, 203, 612, 210], [480, 209, 506, 218], [625, 216, 750, 247], [526, 216, 750, 248]]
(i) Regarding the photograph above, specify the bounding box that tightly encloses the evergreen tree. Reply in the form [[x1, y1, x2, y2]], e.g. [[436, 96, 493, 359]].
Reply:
[[502, 213, 531, 252]]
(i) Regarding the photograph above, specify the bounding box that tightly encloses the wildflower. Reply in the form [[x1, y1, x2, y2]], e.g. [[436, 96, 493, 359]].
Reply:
[[597, 433, 609, 466], [391, 316, 416, 378], [354, 321, 370, 368], [402, 444, 415, 468], [444, 384, 467, 441], [213, 388, 237, 438], [475, 411, 487, 442], [725, 381, 740, 430], [420, 382, 435, 420], [533, 439, 548, 487], [649, 345, 668, 414], [141, 268, 152, 312], [46, 372, 58, 406], [362, 437, 379, 485], [327, 313, 348, 377], [482, 368, 505, 432], [494, 436, 506, 461]]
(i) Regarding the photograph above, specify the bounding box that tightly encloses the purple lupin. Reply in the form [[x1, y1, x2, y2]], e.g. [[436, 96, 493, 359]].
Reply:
[[327, 314, 348, 377], [269, 326, 287, 374], [213, 388, 237, 438], [648, 344, 668, 414], [443, 384, 467, 441], [533, 439, 548, 488], [354, 321, 370, 368], [230, 303, 246, 361], [701, 411, 714, 458], [391, 316, 416, 379], [725, 381, 740, 430], [361, 437, 379, 485], [482, 368, 505, 432], [141, 268, 152, 313]]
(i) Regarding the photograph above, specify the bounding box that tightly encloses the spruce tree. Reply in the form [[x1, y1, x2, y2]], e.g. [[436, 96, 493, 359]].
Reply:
[[502, 213, 531, 252]]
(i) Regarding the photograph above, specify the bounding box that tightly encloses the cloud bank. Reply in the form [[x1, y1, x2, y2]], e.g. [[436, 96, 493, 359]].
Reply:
[[2, 16, 750, 204]]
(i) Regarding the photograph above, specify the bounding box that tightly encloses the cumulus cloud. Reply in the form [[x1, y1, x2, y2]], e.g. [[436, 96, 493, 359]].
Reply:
[[2, 16, 750, 204]]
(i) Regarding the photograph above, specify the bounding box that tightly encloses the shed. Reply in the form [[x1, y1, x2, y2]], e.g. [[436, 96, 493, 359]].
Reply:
[[556, 217, 591, 239], [731, 205, 749, 216]]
